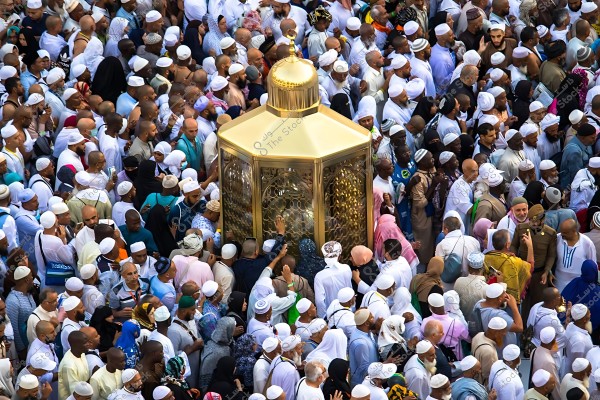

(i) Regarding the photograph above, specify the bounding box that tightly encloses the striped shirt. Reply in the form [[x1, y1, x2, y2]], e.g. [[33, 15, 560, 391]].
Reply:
[[108, 279, 150, 315], [6, 290, 36, 351]]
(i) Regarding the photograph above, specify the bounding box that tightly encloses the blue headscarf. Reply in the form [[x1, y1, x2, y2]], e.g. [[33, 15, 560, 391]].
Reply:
[[115, 319, 141, 368], [562, 260, 600, 329]]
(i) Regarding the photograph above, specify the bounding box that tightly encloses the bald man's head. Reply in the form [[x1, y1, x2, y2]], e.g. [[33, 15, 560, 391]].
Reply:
[[82, 205, 99, 229], [80, 15, 95, 32], [462, 158, 479, 183]]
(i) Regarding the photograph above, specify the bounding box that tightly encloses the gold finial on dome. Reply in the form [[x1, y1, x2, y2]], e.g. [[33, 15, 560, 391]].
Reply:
[[266, 33, 320, 117]]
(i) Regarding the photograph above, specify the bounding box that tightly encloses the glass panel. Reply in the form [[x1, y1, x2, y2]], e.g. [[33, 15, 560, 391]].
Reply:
[[220, 150, 253, 240]]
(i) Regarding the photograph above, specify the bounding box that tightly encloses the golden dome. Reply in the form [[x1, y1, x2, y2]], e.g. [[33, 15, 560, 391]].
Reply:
[[266, 36, 320, 117]]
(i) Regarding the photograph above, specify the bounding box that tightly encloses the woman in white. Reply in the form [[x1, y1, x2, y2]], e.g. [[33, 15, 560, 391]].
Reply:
[[377, 315, 410, 361], [162, 150, 187, 179], [104, 18, 130, 58], [0, 358, 14, 397], [390, 287, 422, 341], [444, 290, 468, 327], [305, 329, 348, 368]]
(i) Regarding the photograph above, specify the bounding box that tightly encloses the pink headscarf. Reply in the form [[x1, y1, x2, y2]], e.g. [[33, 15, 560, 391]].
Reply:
[[373, 187, 384, 224], [473, 218, 494, 250], [172, 255, 214, 290], [374, 214, 418, 267]]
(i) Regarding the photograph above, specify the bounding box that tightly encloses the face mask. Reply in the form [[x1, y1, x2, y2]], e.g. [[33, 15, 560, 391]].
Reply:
[[181, 161, 188, 170], [125, 170, 137, 181], [90, 128, 98, 137]]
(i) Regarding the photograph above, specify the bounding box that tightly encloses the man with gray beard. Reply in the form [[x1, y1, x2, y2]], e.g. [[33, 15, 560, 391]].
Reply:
[[403, 338, 437, 399]]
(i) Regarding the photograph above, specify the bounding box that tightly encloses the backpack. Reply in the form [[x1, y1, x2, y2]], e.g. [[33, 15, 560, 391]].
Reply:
[[56, 44, 71, 78], [468, 306, 484, 338], [441, 238, 463, 283]]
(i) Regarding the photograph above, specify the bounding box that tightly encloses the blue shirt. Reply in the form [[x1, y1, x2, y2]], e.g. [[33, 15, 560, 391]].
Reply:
[[21, 70, 44, 100], [149, 275, 176, 310], [349, 328, 379, 387], [560, 136, 593, 189], [115, 7, 139, 30], [176, 134, 203, 171], [116, 92, 137, 117], [118, 224, 159, 254]]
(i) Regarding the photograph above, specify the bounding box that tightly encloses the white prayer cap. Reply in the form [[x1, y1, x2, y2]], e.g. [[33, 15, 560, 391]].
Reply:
[[582, 1, 598, 12], [338, 287, 355, 303], [519, 123, 538, 137], [275, 322, 290, 339], [460, 356, 478, 371], [518, 159, 535, 172], [202, 280, 219, 297], [153, 386, 172, 400], [513, 46, 531, 58], [0, 230, 5, 240], [266, 386, 284, 400], [281, 334, 301, 351], [487, 86, 505, 97], [318, 49, 338, 67], [463, 50, 481, 65], [80, 264, 97, 280], [439, 151, 454, 165], [165, 26, 180, 38], [250, 395, 266, 400], [537, 25, 549, 37], [540, 113, 560, 130], [262, 239, 276, 253], [540, 326, 556, 344], [589, 157, 600, 168], [154, 305, 170, 322], [430, 374, 449, 388], [414, 148, 428, 163], [210, 76, 229, 91], [262, 337, 279, 352], [0, 66, 15, 81], [354, 308, 371, 325], [62, 88, 78, 102], [0, 185, 8, 200], [416, 339, 433, 354], [307, 319, 327, 335], [573, 358, 590, 372], [594, 368, 600, 383], [487, 316, 507, 330], [91, 12, 105, 23], [39, 211, 56, 229], [122, 369, 138, 384], [145, 10, 161, 22], [490, 68, 504, 82], [255, 299, 271, 314], [35, 157, 52, 172], [505, 129, 519, 142], [486, 283, 504, 298], [489, 23, 505, 32], [46, 67, 65, 85], [539, 160, 556, 171], [27, 0, 42, 8], [0, 125, 17, 139], [62, 296, 81, 312], [250, 34, 265, 49], [390, 54, 408, 69], [351, 385, 370, 398], [176, 45, 192, 60], [296, 298, 312, 314], [389, 125, 405, 137], [73, 382, 93, 396], [502, 344, 520, 361], [14, 266, 30, 280], [375, 273, 395, 290], [164, 34, 178, 47], [183, 181, 201, 194], [569, 110, 584, 124], [479, 114, 499, 126], [71, 64, 87, 78], [29, 352, 57, 372], [468, 252, 484, 269], [99, 238, 116, 255], [434, 23, 451, 36], [156, 57, 173, 68], [368, 362, 396, 379], [347, 17, 361, 30], [532, 369, 551, 387], [322, 241, 342, 258], [74, 171, 91, 186], [404, 20, 419, 35], [130, 242, 146, 253], [133, 57, 149, 73], [127, 76, 144, 87], [406, 78, 425, 100], [443, 133, 460, 146], [18, 375, 39, 390], [220, 37, 236, 50], [529, 101, 545, 112], [491, 52, 505, 65], [411, 38, 429, 52], [67, 131, 85, 145], [478, 91, 495, 112], [117, 181, 133, 196], [333, 60, 349, 73], [428, 293, 445, 307], [388, 84, 405, 98], [571, 303, 589, 320], [65, 277, 83, 291]]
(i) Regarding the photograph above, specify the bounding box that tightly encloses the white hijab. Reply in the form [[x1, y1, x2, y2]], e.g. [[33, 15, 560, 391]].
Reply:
[[305, 329, 348, 368], [390, 287, 422, 324], [443, 210, 465, 234], [444, 290, 467, 327], [0, 358, 14, 397], [83, 37, 105, 79], [105, 17, 129, 58], [378, 314, 406, 350], [163, 149, 186, 177]]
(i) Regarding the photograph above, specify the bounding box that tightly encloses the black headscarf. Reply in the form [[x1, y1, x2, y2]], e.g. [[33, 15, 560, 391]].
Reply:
[[323, 359, 351, 400], [57, 165, 76, 193], [523, 181, 545, 207], [183, 20, 206, 66], [556, 73, 585, 130], [17, 28, 38, 57], [459, 134, 475, 164], [513, 80, 532, 130], [227, 291, 247, 329], [92, 56, 127, 104], [134, 160, 162, 209], [206, 356, 238, 398], [145, 205, 178, 257], [424, 129, 444, 156], [428, 11, 448, 46], [89, 306, 120, 352], [330, 93, 352, 120], [586, 189, 600, 232]]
